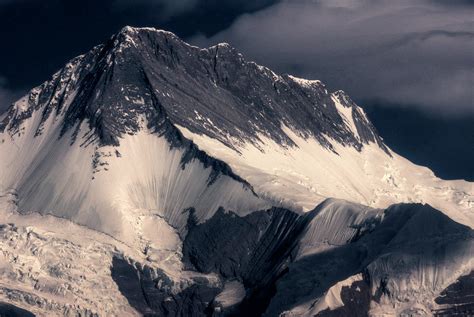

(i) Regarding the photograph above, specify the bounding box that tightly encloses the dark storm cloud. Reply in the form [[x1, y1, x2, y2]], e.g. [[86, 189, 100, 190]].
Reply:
[[191, 0, 474, 114], [112, 0, 199, 18]]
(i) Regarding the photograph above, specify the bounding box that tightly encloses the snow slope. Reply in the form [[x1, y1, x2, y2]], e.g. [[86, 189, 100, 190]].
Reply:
[[0, 106, 267, 247], [177, 116, 474, 229], [2, 26, 471, 235], [0, 191, 472, 316], [0, 193, 227, 317]]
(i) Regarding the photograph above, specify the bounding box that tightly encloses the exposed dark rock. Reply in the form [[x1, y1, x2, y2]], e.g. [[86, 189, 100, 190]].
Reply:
[[183, 208, 273, 278], [183, 206, 313, 285], [183, 205, 315, 317], [433, 271, 474, 317], [0, 302, 35, 317], [111, 256, 221, 317]]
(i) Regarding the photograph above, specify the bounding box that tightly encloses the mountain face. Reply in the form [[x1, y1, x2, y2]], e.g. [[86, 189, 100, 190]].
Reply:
[[0, 27, 472, 316], [0, 26, 386, 151]]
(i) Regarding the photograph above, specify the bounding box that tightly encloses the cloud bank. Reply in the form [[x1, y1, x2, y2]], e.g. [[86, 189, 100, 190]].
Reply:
[[191, 0, 474, 114]]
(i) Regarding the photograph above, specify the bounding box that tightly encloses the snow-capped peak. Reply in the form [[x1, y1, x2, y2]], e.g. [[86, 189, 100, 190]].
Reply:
[[0, 26, 472, 245]]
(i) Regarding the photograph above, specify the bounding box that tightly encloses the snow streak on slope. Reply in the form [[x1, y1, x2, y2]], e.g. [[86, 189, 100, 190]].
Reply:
[[177, 114, 474, 229], [0, 99, 268, 247]]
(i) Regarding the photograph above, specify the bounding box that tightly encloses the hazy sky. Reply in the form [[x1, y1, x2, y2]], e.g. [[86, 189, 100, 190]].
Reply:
[[0, 0, 472, 114]]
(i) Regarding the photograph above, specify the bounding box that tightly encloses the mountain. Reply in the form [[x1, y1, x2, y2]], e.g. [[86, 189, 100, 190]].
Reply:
[[0, 26, 472, 316]]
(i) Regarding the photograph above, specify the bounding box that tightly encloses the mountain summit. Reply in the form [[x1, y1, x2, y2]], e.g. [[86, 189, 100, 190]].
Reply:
[[2, 26, 386, 152], [0, 27, 472, 316]]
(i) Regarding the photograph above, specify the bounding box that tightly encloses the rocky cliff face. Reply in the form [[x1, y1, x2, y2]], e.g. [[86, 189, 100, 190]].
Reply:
[[1, 26, 387, 152]]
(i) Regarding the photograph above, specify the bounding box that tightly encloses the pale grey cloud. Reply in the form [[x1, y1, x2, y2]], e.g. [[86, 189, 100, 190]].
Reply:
[[190, 0, 474, 114]]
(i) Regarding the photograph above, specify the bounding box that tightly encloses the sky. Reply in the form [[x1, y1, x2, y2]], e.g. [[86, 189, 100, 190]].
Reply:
[[0, 0, 472, 179]]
